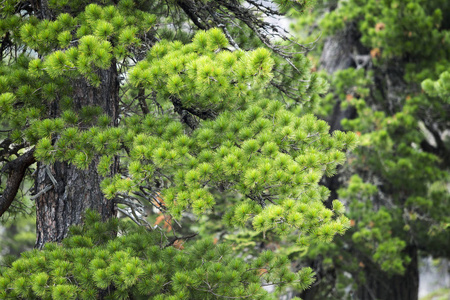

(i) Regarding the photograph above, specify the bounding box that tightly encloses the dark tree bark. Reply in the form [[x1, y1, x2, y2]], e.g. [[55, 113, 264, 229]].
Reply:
[[356, 246, 419, 300], [27, 0, 120, 250], [0, 149, 36, 217], [34, 65, 119, 248]]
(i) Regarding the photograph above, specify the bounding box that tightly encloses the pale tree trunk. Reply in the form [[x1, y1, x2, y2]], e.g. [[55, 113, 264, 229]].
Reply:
[[298, 24, 361, 300], [299, 20, 419, 300]]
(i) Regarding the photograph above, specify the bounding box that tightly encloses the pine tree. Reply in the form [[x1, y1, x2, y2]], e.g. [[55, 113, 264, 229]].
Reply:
[[291, 1, 450, 299], [0, 0, 358, 298]]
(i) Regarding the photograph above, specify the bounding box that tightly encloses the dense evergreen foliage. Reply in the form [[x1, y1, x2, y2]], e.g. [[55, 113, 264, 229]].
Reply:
[[0, 0, 358, 299], [0, 210, 316, 299], [291, 0, 450, 299], [1, 0, 448, 299]]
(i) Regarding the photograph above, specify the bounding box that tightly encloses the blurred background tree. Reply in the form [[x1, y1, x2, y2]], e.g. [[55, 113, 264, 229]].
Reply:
[[290, 0, 450, 299]]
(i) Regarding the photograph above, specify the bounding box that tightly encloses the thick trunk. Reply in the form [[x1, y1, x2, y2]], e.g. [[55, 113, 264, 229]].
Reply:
[[35, 66, 119, 248], [356, 246, 419, 300], [322, 21, 419, 300], [34, 160, 116, 248], [299, 18, 420, 300]]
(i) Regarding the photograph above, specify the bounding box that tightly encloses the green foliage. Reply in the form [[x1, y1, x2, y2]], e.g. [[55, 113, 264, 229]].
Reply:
[[0, 211, 315, 299], [19, 3, 156, 86], [0, 215, 35, 260], [128, 32, 274, 109], [291, 0, 450, 297], [20, 28, 357, 245], [0, 0, 357, 298], [320, 0, 450, 59], [422, 70, 450, 99]]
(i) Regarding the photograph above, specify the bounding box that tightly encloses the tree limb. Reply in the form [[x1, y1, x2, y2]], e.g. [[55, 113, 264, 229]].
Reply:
[[170, 95, 217, 130], [164, 232, 198, 248], [0, 148, 35, 217]]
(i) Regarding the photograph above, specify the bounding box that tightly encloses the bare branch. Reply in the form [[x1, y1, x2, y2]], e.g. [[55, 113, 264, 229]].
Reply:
[[29, 184, 53, 200], [0, 148, 35, 217]]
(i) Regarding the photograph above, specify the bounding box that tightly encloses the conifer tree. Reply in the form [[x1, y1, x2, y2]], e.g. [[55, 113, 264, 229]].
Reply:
[[291, 1, 450, 299], [0, 0, 358, 298]]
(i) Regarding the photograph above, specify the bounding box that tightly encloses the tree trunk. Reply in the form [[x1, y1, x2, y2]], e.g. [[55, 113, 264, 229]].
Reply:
[[356, 246, 419, 300], [299, 18, 420, 300], [34, 65, 119, 248]]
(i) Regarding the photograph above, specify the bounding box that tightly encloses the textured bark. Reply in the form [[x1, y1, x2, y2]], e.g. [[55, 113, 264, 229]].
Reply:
[[0, 149, 35, 217], [319, 22, 363, 74], [35, 160, 116, 248], [34, 65, 119, 248], [71, 67, 119, 125], [299, 18, 419, 300], [319, 21, 361, 134]]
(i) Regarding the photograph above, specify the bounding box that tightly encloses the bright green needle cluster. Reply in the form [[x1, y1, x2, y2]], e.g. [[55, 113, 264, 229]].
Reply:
[[422, 70, 450, 99], [23, 3, 156, 85], [0, 211, 315, 299], [129, 30, 274, 110], [0, 0, 360, 298], [30, 31, 357, 245]]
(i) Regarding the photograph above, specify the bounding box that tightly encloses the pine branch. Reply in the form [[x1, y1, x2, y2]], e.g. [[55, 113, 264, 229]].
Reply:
[[117, 207, 143, 226], [0, 139, 27, 159], [170, 95, 217, 130], [137, 87, 150, 115], [176, 0, 208, 30], [163, 232, 198, 248], [192, 286, 257, 299], [0, 148, 35, 217]]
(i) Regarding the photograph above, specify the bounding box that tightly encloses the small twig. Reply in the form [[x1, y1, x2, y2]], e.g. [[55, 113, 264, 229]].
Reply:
[[30, 184, 53, 200], [163, 232, 198, 248], [117, 207, 142, 226], [45, 165, 58, 189], [218, 24, 240, 50]]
